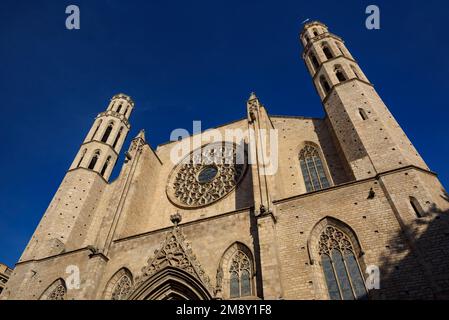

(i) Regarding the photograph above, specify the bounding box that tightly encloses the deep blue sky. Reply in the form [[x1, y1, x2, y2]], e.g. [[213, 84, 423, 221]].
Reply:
[[1, 0, 448, 267]]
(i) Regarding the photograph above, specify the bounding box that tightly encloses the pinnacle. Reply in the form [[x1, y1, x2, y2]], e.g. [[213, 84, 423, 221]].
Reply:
[[136, 129, 146, 141]]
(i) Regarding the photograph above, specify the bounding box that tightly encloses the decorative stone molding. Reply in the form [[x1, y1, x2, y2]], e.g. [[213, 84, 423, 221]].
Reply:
[[103, 268, 133, 300], [97, 110, 130, 128], [134, 226, 212, 293], [318, 226, 354, 256], [111, 93, 135, 106], [39, 279, 67, 300], [215, 242, 255, 299]]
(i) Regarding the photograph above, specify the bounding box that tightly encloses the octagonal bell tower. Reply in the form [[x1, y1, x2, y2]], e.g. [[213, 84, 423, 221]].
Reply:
[[70, 93, 134, 180], [300, 21, 428, 180], [20, 94, 134, 261]]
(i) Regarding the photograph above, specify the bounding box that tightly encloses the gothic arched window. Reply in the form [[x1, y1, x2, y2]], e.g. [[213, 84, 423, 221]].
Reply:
[[310, 52, 320, 71], [88, 150, 100, 170], [229, 250, 252, 298], [299, 144, 331, 192], [77, 148, 87, 168], [101, 156, 111, 176], [101, 122, 114, 143], [111, 273, 132, 300], [40, 279, 67, 300], [313, 28, 319, 37], [48, 283, 66, 300], [304, 35, 310, 44], [336, 42, 345, 56], [112, 127, 123, 149], [319, 226, 367, 300], [410, 196, 425, 218], [351, 65, 361, 80], [104, 269, 133, 300], [319, 76, 331, 94], [322, 43, 334, 60], [116, 104, 122, 113], [91, 119, 102, 141], [335, 66, 347, 82]]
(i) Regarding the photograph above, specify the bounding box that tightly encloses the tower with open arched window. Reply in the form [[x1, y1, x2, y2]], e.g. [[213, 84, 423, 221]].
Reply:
[[300, 21, 429, 180], [18, 94, 134, 262], [3, 21, 449, 302], [70, 93, 134, 180]]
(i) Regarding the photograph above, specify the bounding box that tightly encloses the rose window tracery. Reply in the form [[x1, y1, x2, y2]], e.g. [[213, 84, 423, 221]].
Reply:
[[167, 142, 247, 208]]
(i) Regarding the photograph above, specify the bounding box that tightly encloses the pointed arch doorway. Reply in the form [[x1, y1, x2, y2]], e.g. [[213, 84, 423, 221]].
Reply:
[[128, 267, 213, 300]]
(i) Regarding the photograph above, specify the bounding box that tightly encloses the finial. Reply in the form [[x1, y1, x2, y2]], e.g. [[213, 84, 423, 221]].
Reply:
[[170, 212, 182, 226], [136, 129, 146, 141]]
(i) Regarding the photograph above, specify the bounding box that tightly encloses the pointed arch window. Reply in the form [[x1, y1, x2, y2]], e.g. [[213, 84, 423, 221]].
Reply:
[[304, 35, 310, 44], [319, 226, 367, 300], [309, 52, 320, 71], [101, 156, 111, 176], [101, 122, 114, 143], [299, 144, 331, 192], [351, 65, 361, 80], [88, 150, 100, 170], [322, 44, 334, 60], [111, 273, 132, 300], [319, 76, 331, 94], [410, 197, 425, 218], [112, 127, 124, 149], [229, 251, 252, 298], [335, 66, 347, 82], [104, 269, 133, 300], [116, 104, 122, 113], [313, 28, 319, 37], [336, 42, 345, 56], [40, 279, 67, 300], [48, 284, 66, 300], [77, 149, 87, 168], [91, 120, 102, 141]]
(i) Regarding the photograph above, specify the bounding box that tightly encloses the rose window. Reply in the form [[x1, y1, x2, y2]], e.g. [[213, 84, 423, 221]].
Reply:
[[166, 142, 247, 208]]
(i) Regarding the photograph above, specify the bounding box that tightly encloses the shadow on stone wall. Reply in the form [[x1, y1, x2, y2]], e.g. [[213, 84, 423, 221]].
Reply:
[[372, 190, 449, 300]]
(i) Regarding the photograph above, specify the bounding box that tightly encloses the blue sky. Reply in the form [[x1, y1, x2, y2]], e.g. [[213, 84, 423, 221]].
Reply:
[[0, 0, 448, 267]]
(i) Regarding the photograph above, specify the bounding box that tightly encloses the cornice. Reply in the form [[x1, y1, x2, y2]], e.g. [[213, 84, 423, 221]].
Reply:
[[15, 247, 109, 266], [272, 165, 437, 205], [322, 78, 374, 105], [111, 93, 135, 107], [113, 206, 254, 244], [67, 166, 109, 184], [311, 55, 358, 82], [79, 140, 119, 157], [96, 110, 131, 128], [302, 32, 344, 57]]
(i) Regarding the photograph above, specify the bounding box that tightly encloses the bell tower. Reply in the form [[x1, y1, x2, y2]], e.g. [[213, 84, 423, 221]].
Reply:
[[70, 93, 134, 180], [300, 21, 428, 180], [20, 94, 134, 261]]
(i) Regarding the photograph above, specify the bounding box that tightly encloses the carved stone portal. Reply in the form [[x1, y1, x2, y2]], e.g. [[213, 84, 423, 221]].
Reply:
[[134, 226, 212, 294]]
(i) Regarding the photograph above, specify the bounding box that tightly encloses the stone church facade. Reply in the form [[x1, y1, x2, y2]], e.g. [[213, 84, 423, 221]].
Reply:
[[1, 21, 449, 300]]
